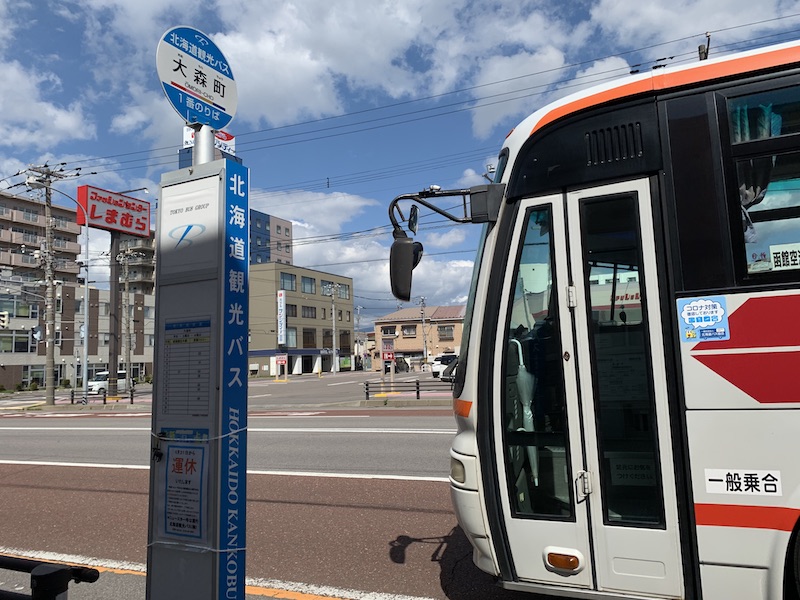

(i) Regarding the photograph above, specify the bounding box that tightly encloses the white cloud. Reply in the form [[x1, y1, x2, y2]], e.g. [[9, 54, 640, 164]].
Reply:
[[0, 61, 96, 150], [425, 227, 467, 249]]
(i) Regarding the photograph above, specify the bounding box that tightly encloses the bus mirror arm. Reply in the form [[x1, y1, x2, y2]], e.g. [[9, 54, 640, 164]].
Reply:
[[387, 183, 505, 301]]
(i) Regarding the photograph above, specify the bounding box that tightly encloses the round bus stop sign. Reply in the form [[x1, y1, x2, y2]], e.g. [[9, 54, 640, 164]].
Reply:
[[156, 26, 238, 129]]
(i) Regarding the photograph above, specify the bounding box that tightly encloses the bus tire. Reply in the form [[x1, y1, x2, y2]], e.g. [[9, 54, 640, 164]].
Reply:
[[787, 524, 800, 600]]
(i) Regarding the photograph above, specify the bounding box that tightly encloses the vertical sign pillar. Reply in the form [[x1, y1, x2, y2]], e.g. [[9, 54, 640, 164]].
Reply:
[[146, 159, 249, 600]]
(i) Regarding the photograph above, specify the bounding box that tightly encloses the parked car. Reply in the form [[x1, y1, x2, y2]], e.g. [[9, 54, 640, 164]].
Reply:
[[87, 370, 133, 395], [431, 353, 458, 378]]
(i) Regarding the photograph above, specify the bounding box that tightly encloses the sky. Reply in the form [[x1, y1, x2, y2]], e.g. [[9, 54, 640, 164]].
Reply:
[[3, 1, 800, 329]]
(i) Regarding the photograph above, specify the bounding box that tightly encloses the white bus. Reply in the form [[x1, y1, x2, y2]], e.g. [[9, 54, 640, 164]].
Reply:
[[389, 40, 800, 600]]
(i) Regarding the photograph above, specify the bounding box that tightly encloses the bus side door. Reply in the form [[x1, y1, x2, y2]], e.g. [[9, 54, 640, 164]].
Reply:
[[494, 179, 684, 597]]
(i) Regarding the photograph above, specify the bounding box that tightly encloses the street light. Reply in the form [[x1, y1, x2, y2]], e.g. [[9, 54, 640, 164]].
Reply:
[[25, 180, 91, 405]]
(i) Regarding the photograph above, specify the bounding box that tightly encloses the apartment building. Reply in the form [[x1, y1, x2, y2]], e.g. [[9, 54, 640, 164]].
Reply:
[[248, 263, 354, 375], [373, 305, 465, 370]]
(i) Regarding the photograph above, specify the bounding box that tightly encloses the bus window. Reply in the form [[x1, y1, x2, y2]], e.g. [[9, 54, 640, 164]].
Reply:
[[728, 86, 800, 276], [580, 195, 664, 527], [503, 206, 572, 519], [738, 151, 800, 274]]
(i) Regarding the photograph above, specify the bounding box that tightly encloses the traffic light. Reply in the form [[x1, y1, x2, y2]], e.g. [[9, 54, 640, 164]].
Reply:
[[0, 311, 7, 329]]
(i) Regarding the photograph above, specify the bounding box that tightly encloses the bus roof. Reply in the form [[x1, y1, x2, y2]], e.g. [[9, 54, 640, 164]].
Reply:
[[502, 39, 800, 158]]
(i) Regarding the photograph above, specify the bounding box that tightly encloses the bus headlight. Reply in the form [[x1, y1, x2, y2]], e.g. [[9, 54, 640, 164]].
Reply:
[[450, 456, 466, 483]]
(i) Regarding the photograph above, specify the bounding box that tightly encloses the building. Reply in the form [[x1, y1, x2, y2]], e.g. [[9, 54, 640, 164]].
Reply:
[[248, 263, 354, 375], [0, 190, 82, 284], [373, 305, 465, 371], [0, 283, 155, 390], [250, 209, 293, 266], [0, 189, 156, 390]]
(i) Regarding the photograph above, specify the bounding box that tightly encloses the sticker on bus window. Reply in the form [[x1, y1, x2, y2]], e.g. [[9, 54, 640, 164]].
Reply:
[[676, 296, 730, 342]]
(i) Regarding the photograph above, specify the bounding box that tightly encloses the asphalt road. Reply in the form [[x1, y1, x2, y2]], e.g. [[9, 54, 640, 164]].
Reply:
[[0, 407, 535, 600]]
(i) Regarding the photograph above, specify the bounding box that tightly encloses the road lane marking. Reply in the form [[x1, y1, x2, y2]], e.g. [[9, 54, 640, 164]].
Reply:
[[0, 460, 449, 482], [0, 547, 435, 600], [326, 380, 356, 386], [0, 426, 455, 434]]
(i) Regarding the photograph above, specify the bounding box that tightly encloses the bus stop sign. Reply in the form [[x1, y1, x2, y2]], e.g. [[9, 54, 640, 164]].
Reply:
[[156, 26, 238, 129]]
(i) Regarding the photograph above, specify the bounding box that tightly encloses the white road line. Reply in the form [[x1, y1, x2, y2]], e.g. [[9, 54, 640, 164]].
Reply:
[[0, 426, 455, 434], [0, 460, 448, 482], [326, 380, 356, 386]]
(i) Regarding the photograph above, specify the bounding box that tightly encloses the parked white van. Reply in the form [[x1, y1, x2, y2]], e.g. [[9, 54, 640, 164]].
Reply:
[[87, 371, 132, 395]]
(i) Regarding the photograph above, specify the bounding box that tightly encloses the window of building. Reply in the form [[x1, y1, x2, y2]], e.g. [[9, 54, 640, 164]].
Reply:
[[321, 308, 326, 320], [256, 218, 262, 228], [337, 284, 350, 300], [402, 325, 417, 336], [321, 280, 334, 295], [285, 244, 291, 254], [382, 326, 396, 337], [101, 333, 110, 346], [302, 328, 316, 348], [286, 304, 297, 318], [22, 208, 39, 222], [346, 311, 351, 322], [302, 306, 317, 319], [276, 241, 282, 251], [285, 228, 290, 237], [280, 272, 296, 291], [286, 327, 297, 348], [256, 255, 263, 263], [276, 224, 281, 233], [338, 309, 342, 321], [256, 237, 262, 246], [322, 329, 333, 348], [301, 276, 316, 294], [437, 325, 455, 340]]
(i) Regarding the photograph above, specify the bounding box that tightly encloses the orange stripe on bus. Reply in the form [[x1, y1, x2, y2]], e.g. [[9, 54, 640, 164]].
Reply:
[[453, 399, 472, 418], [695, 503, 800, 531], [531, 45, 800, 136]]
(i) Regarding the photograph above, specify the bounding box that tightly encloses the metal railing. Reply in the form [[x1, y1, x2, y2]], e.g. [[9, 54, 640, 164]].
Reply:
[[0, 555, 99, 599], [364, 378, 454, 404]]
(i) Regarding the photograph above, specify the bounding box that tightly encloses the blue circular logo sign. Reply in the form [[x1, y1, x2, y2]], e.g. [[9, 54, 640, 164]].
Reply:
[[156, 26, 238, 129]]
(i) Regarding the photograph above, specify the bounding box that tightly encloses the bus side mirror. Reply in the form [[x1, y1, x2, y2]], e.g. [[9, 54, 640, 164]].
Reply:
[[390, 229, 423, 302]]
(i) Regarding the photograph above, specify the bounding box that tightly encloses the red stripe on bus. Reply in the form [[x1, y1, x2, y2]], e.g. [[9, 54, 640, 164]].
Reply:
[[531, 45, 800, 136], [695, 503, 800, 531]]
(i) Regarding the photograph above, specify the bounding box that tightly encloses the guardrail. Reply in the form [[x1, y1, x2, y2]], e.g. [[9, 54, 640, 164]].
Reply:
[[0, 555, 99, 599], [364, 378, 454, 404], [70, 388, 136, 405]]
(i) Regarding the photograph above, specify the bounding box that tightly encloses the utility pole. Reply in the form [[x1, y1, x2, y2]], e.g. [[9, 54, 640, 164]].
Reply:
[[325, 282, 340, 373], [355, 305, 363, 369], [418, 297, 428, 372], [116, 248, 144, 389], [26, 165, 74, 405]]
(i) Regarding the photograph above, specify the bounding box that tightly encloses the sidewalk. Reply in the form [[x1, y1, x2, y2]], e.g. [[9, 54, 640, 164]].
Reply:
[[0, 386, 153, 412]]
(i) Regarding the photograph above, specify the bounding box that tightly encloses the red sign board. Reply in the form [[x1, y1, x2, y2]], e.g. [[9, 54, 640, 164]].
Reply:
[[691, 295, 800, 403], [382, 352, 394, 361], [276, 354, 288, 365], [76, 185, 151, 237]]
